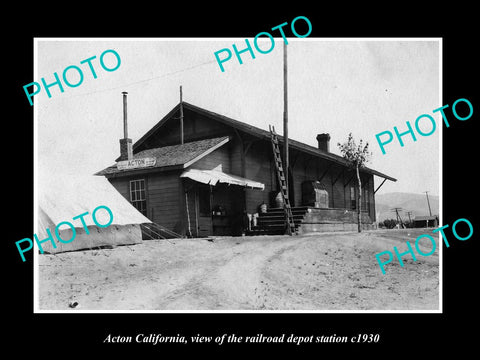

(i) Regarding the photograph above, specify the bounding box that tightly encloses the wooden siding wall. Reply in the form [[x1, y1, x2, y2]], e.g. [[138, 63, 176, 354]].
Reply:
[[291, 153, 321, 207], [240, 145, 376, 223], [367, 175, 376, 221], [183, 110, 231, 142], [229, 137, 243, 177], [328, 166, 340, 209], [244, 140, 274, 214], [291, 155, 305, 207], [189, 143, 231, 173], [148, 171, 182, 232], [108, 171, 182, 234], [136, 108, 233, 150], [108, 177, 130, 201]]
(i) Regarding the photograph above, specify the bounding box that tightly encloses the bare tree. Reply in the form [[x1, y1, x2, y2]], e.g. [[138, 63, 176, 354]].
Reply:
[[337, 133, 372, 232]]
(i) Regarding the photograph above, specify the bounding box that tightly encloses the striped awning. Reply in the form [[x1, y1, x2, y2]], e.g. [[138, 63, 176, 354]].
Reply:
[[180, 169, 265, 190]]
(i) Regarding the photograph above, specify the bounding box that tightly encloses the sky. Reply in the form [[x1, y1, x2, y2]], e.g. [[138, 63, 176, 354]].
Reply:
[[35, 38, 440, 196]]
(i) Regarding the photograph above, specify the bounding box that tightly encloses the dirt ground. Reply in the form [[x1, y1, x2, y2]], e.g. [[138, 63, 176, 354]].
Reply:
[[37, 229, 439, 311]]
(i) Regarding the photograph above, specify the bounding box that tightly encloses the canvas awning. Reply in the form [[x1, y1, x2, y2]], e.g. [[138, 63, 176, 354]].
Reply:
[[180, 169, 265, 190]]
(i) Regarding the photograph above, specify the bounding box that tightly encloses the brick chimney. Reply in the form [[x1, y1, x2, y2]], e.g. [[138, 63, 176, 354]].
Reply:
[[119, 91, 133, 161], [316, 133, 330, 152]]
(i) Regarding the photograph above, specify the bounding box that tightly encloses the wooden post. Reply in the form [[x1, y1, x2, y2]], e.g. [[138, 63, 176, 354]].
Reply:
[[180, 85, 184, 145], [283, 42, 289, 201], [374, 178, 387, 194], [178, 178, 186, 238], [194, 188, 199, 237]]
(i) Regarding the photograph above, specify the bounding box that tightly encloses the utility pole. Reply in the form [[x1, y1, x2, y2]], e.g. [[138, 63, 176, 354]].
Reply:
[[283, 41, 289, 199], [180, 85, 184, 145], [424, 191, 432, 216], [406, 211, 413, 223], [391, 207, 404, 228], [406, 211, 413, 227]]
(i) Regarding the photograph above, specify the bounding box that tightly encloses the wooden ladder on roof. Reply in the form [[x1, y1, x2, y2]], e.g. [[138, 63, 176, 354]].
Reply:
[[269, 125, 296, 235]]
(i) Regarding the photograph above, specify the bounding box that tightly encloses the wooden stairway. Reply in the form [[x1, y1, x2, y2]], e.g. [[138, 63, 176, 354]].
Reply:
[[248, 206, 310, 235]]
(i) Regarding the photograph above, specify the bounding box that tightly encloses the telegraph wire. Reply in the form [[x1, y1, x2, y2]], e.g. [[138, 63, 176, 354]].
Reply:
[[34, 58, 218, 105]]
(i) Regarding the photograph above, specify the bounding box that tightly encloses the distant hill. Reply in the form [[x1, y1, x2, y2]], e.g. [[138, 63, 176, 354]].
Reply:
[[375, 192, 439, 223]]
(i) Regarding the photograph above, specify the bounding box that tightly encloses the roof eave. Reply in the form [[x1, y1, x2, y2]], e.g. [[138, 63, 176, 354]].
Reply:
[[97, 136, 230, 178], [100, 164, 185, 178]]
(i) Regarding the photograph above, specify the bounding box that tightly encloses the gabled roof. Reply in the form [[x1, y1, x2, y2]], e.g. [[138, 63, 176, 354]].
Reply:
[[96, 136, 229, 176], [132, 102, 396, 182]]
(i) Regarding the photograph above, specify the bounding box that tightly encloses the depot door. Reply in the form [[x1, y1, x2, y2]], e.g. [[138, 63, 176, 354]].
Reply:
[[196, 185, 212, 237]]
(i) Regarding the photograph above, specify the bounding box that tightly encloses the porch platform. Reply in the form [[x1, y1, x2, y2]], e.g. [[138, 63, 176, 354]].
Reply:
[[248, 206, 375, 235]]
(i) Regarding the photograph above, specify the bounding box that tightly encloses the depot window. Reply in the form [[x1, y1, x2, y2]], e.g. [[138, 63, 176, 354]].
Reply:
[[130, 179, 147, 216]]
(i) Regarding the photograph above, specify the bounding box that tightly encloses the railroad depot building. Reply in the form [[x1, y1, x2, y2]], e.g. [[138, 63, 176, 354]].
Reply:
[[96, 99, 396, 237]]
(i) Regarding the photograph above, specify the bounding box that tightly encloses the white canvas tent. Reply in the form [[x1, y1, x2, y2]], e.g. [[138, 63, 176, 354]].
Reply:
[[37, 174, 150, 254]]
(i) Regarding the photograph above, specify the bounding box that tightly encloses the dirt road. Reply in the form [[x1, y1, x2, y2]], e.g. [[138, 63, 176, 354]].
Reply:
[[38, 229, 439, 311]]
